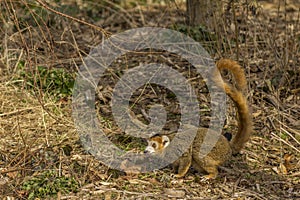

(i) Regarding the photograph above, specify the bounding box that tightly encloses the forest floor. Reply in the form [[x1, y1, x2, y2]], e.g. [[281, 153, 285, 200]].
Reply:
[[0, 0, 299, 199]]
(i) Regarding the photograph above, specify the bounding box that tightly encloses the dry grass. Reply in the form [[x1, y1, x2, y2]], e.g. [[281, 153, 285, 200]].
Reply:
[[0, 0, 299, 199]]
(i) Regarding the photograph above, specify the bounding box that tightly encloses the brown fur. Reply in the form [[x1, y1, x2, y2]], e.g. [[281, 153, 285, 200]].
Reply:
[[145, 59, 252, 179], [216, 59, 253, 154]]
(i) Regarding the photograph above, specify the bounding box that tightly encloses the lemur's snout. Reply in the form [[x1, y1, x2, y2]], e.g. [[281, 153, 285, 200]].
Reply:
[[144, 146, 155, 154]]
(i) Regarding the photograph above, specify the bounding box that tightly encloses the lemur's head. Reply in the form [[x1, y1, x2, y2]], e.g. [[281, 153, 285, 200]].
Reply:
[[144, 134, 170, 154]]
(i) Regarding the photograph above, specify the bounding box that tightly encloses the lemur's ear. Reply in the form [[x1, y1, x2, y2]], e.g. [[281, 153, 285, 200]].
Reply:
[[162, 135, 170, 147]]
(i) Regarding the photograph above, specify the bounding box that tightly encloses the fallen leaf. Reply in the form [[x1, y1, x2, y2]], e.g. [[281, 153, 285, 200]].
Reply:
[[278, 163, 288, 175], [253, 110, 262, 118], [283, 154, 294, 171], [7, 171, 18, 179]]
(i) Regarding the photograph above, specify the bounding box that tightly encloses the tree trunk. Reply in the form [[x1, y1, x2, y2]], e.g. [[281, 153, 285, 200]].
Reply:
[[186, 0, 223, 29]]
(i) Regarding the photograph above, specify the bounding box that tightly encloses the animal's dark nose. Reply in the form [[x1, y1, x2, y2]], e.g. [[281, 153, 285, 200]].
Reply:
[[144, 150, 149, 154]]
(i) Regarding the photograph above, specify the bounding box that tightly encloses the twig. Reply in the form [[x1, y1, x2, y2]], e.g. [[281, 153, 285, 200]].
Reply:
[[270, 132, 300, 153], [0, 107, 34, 117]]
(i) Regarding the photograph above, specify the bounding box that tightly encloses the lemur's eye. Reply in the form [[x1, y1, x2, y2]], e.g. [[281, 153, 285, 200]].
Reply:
[[151, 142, 157, 149]]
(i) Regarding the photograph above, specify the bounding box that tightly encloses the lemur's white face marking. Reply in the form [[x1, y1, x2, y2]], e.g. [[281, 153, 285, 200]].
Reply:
[[144, 135, 170, 154]]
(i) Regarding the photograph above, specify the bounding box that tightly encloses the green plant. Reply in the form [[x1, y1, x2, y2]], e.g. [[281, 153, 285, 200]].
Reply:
[[22, 170, 79, 200], [113, 135, 146, 151], [16, 61, 75, 99]]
